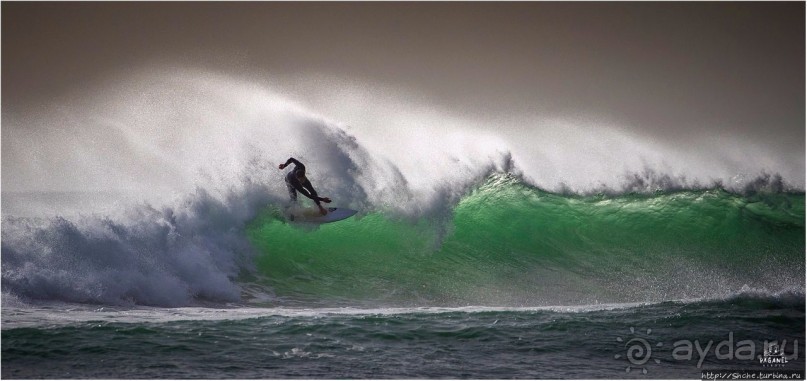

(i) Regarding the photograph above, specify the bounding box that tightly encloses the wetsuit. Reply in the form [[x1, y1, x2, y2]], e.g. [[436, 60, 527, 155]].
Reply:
[[283, 158, 325, 205]]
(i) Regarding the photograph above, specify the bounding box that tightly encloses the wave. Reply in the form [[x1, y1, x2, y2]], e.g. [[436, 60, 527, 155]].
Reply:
[[2, 68, 803, 308], [3, 171, 802, 307], [245, 174, 804, 307]]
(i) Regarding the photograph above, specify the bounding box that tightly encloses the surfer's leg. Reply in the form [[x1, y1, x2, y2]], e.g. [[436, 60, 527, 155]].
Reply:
[[286, 180, 298, 203], [283, 180, 299, 218]]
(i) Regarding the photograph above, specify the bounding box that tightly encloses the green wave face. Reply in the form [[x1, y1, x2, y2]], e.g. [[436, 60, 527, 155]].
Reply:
[[246, 175, 805, 307]]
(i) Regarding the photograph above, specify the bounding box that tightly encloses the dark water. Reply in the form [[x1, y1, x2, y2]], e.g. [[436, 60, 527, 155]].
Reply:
[[3, 294, 804, 379]]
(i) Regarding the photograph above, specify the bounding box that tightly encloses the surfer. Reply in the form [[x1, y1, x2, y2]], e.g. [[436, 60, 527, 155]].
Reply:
[[279, 157, 332, 215]]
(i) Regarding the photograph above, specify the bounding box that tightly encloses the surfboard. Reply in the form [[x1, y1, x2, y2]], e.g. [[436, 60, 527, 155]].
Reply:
[[285, 207, 358, 224]]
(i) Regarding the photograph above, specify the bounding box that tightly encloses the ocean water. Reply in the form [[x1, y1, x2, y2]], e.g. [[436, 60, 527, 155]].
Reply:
[[2, 296, 804, 379], [2, 70, 805, 378], [3, 175, 804, 379]]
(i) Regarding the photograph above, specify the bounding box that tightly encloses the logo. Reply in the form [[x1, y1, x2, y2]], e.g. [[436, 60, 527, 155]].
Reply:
[[614, 327, 663, 374], [759, 341, 792, 367], [613, 327, 800, 374]]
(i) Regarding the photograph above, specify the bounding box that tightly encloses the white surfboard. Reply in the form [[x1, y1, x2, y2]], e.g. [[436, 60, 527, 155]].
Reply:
[[285, 206, 358, 224]]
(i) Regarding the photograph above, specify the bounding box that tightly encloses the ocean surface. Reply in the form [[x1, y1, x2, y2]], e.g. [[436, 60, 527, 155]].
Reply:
[[2, 174, 804, 379]]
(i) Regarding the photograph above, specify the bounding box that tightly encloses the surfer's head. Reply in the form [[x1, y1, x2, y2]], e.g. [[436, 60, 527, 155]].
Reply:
[[295, 168, 306, 180]]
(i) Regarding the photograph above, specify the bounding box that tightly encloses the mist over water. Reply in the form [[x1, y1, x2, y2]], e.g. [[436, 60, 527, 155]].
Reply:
[[2, 67, 804, 307], [4, 67, 804, 199]]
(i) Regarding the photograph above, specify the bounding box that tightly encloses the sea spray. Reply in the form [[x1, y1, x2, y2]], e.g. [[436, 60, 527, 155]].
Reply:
[[2, 69, 803, 308]]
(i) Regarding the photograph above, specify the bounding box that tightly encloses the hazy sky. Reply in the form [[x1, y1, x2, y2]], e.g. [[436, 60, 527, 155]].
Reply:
[[3, 1, 804, 164]]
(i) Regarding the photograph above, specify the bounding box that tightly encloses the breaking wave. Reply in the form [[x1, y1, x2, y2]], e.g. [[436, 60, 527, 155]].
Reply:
[[2, 68, 803, 307]]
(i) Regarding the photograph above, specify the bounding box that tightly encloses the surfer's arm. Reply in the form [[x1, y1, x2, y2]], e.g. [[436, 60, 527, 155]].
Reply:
[[297, 182, 327, 214], [304, 184, 329, 215], [300, 182, 323, 205], [297, 188, 318, 204], [300, 181, 332, 205], [278, 157, 305, 171]]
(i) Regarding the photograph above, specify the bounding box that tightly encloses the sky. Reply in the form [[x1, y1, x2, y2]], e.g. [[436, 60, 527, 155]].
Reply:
[[2, 1, 805, 194]]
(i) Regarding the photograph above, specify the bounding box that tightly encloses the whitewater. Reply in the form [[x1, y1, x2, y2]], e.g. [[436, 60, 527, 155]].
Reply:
[[2, 69, 804, 378]]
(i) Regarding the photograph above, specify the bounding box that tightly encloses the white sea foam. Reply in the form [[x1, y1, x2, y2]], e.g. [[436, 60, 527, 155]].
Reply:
[[5, 285, 803, 330]]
